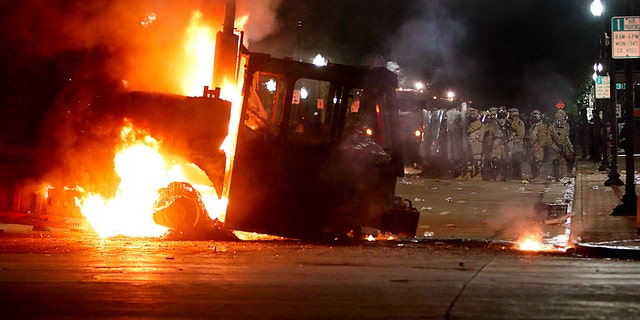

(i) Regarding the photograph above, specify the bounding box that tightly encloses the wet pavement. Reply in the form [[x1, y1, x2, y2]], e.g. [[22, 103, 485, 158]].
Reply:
[[1, 236, 640, 319], [0, 159, 639, 319], [395, 157, 640, 257]]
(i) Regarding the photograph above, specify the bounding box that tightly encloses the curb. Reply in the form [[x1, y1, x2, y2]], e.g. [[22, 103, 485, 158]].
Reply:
[[574, 240, 640, 260]]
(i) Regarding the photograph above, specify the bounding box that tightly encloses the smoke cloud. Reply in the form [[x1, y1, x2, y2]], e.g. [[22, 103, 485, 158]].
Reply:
[[1, 0, 281, 93], [385, 2, 469, 90], [0, 0, 282, 190], [380, 0, 597, 110]]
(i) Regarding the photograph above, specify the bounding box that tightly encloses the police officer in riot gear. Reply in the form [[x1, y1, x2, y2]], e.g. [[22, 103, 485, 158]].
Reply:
[[548, 109, 575, 179], [466, 108, 484, 179], [526, 110, 548, 180], [507, 108, 526, 180], [481, 107, 498, 180], [484, 106, 510, 181]]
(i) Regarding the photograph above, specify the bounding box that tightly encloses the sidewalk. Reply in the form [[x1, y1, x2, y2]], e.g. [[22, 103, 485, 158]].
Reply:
[[572, 158, 640, 256], [396, 156, 640, 257]]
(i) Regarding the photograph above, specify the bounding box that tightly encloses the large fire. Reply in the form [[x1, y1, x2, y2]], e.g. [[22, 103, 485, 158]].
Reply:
[[180, 11, 215, 97], [76, 9, 246, 238], [78, 121, 224, 238]]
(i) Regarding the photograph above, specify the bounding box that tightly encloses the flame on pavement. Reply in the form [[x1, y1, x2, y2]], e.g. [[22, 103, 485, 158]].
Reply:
[[518, 234, 545, 251], [517, 231, 572, 253]]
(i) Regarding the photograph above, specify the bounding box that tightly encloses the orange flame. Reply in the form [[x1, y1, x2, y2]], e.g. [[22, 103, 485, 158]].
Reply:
[[235, 14, 249, 31], [180, 10, 215, 96], [77, 9, 247, 238], [77, 121, 222, 238], [517, 233, 571, 252], [518, 235, 545, 251]]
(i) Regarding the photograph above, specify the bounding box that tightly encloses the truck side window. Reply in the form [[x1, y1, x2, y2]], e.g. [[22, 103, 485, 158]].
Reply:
[[288, 79, 332, 145], [244, 73, 284, 135]]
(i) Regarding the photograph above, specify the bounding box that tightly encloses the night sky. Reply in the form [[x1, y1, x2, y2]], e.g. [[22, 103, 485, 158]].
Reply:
[[0, 0, 636, 149], [252, 0, 627, 109]]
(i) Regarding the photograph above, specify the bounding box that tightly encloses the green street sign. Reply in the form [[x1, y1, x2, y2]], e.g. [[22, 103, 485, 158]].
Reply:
[[595, 75, 610, 99]]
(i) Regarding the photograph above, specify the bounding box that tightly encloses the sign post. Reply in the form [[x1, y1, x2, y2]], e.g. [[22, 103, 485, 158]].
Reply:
[[611, 16, 640, 59], [611, 16, 639, 218]]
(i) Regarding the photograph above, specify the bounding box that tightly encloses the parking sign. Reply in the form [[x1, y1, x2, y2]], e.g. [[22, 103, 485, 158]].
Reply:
[[612, 16, 640, 59]]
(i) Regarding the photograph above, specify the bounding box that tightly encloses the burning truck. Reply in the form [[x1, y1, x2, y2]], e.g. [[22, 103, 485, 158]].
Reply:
[[0, 0, 418, 241]]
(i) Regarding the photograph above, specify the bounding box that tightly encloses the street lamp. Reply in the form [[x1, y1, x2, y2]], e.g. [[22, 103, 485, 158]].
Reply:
[[447, 91, 455, 101], [590, 0, 603, 16], [591, 2, 611, 172], [590, 2, 623, 186], [312, 54, 328, 67], [594, 62, 603, 73]]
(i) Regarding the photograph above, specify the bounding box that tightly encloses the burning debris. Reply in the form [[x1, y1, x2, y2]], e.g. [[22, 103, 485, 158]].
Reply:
[[154, 182, 237, 240]]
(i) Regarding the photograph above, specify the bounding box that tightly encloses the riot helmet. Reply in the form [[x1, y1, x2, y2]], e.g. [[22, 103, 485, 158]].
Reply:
[[554, 109, 567, 128], [497, 106, 508, 119], [531, 110, 542, 123], [479, 110, 489, 123], [488, 107, 498, 119], [468, 107, 479, 121]]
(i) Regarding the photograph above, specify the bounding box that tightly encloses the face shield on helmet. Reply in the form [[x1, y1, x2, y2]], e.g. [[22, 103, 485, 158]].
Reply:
[[508, 108, 519, 119], [497, 107, 508, 119], [531, 110, 542, 123], [488, 107, 498, 119], [479, 110, 489, 122], [554, 110, 567, 128], [468, 108, 479, 121]]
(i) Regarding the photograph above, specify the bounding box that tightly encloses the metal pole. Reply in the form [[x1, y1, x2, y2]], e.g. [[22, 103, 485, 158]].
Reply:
[[620, 58, 636, 216], [597, 15, 610, 172], [605, 32, 623, 185], [598, 102, 610, 171], [605, 97, 623, 185]]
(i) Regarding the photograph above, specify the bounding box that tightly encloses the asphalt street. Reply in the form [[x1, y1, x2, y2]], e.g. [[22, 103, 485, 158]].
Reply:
[[0, 159, 639, 319], [0, 236, 639, 320]]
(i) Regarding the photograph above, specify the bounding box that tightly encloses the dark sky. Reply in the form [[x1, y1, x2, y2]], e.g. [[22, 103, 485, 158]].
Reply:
[[0, 0, 636, 148], [252, 0, 633, 109]]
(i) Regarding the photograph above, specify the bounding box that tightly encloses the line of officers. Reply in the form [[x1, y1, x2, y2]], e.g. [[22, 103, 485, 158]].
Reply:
[[418, 106, 575, 181]]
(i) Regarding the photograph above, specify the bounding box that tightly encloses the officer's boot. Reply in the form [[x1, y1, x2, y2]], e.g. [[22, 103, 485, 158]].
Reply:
[[552, 160, 561, 181], [499, 160, 509, 181], [530, 160, 541, 181], [482, 159, 492, 181], [473, 160, 483, 180], [512, 160, 522, 180], [566, 157, 575, 177], [457, 161, 470, 180]]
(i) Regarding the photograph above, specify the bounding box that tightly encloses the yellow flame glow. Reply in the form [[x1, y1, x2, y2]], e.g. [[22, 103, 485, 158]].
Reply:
[[235, 14, 249, 31], [180, 10, 215, 96], [78, 122, 221, 238], [518, 237, 544, 251], [78, 9, 248, 238]]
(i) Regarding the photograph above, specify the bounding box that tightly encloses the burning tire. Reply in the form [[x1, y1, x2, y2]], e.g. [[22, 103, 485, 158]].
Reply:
[[153, 182, 236, 240]]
